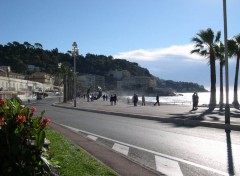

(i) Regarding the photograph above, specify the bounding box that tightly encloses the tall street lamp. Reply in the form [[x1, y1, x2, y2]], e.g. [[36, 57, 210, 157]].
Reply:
[[72, 42, 78, 107], [223, 0, 230, 124]]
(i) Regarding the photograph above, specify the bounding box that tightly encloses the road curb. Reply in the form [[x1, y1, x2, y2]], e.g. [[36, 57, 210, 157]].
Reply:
[[52, 103, 240, 131]]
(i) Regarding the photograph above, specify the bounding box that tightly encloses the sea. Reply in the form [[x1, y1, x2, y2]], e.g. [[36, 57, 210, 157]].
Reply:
[[123, 89, 240, 106]]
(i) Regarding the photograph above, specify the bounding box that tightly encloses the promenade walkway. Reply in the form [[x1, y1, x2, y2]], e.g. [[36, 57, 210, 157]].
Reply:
[[54, 97, 240, 131]]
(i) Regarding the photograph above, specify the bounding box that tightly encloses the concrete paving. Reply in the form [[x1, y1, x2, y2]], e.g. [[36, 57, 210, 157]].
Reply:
[[53, 97, 240, 131]]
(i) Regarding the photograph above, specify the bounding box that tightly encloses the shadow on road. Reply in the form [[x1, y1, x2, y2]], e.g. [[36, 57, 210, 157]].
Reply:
[[164, 108, 215, 128], [225, 129, 235, 175], [161, 107, 240, 129]]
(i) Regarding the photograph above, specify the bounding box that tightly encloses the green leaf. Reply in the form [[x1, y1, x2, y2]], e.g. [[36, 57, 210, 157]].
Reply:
[[35, 131, 46, 149], [14, 124, 25, 135]]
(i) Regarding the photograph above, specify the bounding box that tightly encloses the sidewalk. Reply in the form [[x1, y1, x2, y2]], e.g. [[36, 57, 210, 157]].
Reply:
[[53, 97, 240, 131]]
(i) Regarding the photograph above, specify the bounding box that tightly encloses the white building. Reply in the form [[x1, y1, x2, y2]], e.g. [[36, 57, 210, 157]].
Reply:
[[0, 75, 52, 99]]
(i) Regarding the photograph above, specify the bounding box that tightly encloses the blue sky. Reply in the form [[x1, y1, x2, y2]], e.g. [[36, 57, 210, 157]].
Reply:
[[1, 0, 239, 89]]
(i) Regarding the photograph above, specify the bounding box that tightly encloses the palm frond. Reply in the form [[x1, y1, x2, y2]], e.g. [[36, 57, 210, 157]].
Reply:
[[191, 37, 203, 44], [200, 50, 208, 56], [195, 44, 204, 48], [228, 39, 237, 57], [234, 34, 240, 44], [234, 34, 240, 55], [214, 44, 225, 61], [215, 31, 221, 43], [198, 28, 214, 44], [190, 49, 200, 54]]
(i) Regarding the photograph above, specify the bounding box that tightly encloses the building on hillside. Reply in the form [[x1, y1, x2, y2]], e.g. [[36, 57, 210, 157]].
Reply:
[[0, 66, 25, 80], [27, 65, 40, 72], [0, 75, 49, 99], [26, 72, 55, 91], [117, 76, 157, 90], [77, 74, 105, 90], [107, 70, 131, 80], [0, 66, 11, 73], [0, 66, 60, 99]]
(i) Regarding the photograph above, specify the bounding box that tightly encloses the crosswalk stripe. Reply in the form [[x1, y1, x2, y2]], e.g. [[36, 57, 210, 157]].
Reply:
[[155, 155, 183, 176], [112, 143, 129, 156], [87, 135, 98, 141]]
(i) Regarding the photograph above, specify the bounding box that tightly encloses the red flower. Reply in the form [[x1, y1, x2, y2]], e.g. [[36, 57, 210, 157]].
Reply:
[[40, 118, 51, 129], [16, 115, 26, 123], [0, 116, 6, 126], [0, 99, 5, 106], [31, 107, 37, 113]]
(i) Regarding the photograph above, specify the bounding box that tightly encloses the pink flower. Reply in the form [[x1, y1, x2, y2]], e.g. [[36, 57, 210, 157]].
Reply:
[[40, 118, 51, 129], [16, 115, 26, 123], [31, 107, 37, 113], [0, 116, 6, 126], [0, 99, 5, 106]]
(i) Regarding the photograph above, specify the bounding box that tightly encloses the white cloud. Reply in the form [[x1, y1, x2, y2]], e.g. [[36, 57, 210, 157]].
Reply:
[[113, 44, 204, 62]]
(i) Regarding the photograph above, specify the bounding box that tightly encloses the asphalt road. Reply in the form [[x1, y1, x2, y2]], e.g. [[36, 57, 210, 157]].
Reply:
[[30, 98, 240, 176]]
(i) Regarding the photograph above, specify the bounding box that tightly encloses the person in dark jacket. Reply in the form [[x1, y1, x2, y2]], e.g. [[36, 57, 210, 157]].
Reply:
[[113, 94, 117, 105], [142, 95, 145, 106], [154, 95, 160, 106], [110, 95, 113, 105], [192, 92, 199, 110], [133, 94, 138, 106]]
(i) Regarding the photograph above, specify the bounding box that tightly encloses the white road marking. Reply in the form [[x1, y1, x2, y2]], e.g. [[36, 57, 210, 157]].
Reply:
[[112, 143, 129, 156], [155, 155, 183, 176], [61, 124, 229, 176], [87, 135, 98, 141], [62, 125, 80, 132]]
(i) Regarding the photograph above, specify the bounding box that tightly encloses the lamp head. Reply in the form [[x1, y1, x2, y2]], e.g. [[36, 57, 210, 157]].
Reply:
[[72, 42, 77, 48]]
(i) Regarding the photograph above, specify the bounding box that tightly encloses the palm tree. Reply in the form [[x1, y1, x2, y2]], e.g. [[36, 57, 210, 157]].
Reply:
[[214, 42, 225, 110], [191, 28, 221, 109], [229, 34, 240, 108]]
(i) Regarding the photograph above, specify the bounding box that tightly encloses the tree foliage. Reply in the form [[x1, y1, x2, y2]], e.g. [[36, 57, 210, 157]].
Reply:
[[0, 42, 151, 77], [0, 41, 207, 92]]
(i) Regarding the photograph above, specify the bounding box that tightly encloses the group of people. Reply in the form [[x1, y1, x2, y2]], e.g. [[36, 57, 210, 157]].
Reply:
[[110, 94, 118, 105], [83, 91, 200, 110], [102, 94, 109, 101], [131, 94, 160, 107]]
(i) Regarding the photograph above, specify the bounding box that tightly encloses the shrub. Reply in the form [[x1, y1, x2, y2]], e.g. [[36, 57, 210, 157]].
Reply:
[[0, 98, 52, 176]]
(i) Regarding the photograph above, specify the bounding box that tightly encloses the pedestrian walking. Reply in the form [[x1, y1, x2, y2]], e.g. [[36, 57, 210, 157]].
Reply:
[[91, 94, 94, 102], [113, 94, 117, 105], [110, 95, 113, 105], [142, 95, 145, 106], [133, 93, 138, 106], [154, 95, 160, 106], [192, 92, 199, 110], [195, 92, 199, 108], [127, 97, 130, 104]]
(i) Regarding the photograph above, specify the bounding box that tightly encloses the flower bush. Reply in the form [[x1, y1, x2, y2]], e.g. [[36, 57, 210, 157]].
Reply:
[[0, 98, 52, 176]]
